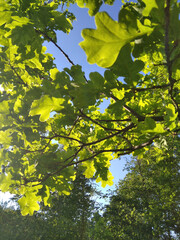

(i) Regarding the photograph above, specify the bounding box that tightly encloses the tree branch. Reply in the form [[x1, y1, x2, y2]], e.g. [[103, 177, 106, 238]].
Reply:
[[131, 84, 171, 92], [39, 146, 84, 184], [111, 93, 164, 122], [33, 134, 157, 185], [41, 133, 83, 145], [96, 118, 131, 122], [35, 29, 88, 83], [82, 123, 135, 147], [79, 109, 119, 132], [68, 136, 158, 166], [9, 63, 28, 87], [67, 116, 81, 136], [35, 29, 75, 66]]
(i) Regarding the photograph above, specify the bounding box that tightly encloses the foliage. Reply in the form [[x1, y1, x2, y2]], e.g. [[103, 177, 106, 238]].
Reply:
[[41, 170, 97, 240], [104, 136, 180, 239], [0, 172, 97, 240], [0, 202, 45, 240], [76, 0, 115, 16], [89, 212, 113, 240], [0, 0, 179, 215]]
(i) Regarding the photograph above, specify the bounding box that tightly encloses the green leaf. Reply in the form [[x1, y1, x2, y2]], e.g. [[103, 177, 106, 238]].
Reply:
[[70, 82, 97, 108], [83, 160, 96, 178], [76, 0, 103, 16], [0, 173, 13, 192], [142, 0, 159, 16], [18, 192, 42, 216], [43, 186, 51, 207], [14, 97, 22, 113], [140, 120, 165, 134], [50, 68, 59, 80], [142, 0, 164, 23], [0, 11, 11, 26], [0, 100, 10, 114], [29, 95, 65, 121], [89, 72, 104, 90], [149, 123, 165, 133], [80, 11, 152, 67], [96, 171, 114, 188], [164, 104, 178, 122], [0, 130, 12, 147], [10, 16, 30, 26], [111, 88, 125, 100], [111, 44, 145, 82], [76, 0, 115, 16], [144, 117, 156, 129], [52, 11, 72, 33], [65, 65, 86, 84]]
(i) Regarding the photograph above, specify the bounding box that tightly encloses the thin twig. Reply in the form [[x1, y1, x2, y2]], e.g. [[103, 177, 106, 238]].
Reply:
[[79, 109, 119, 132], [69, 136, 157, 165], [96, 118, 131, 122], [9, 63, 28, 87], [35, 29, 88, 82], [35, 29, 75, 66], [39, 146, 83, 184], [153, 62, 167, 66], [41, 133, 83, 144], [131, 84, 170, 92], [67, 116, 81, 136], [82, 123, 135, 147], [111, 93, 165, 122]]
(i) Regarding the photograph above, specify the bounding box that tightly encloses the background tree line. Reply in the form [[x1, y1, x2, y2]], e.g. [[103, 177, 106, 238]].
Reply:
[[1, 136, 179, 240]]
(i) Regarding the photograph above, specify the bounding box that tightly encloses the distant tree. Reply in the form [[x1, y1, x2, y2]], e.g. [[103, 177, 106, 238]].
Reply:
[[89, 212, 113, 240], [104, 136, 180, 239], [0, 170, 97, 240], [0, 201, 45, 240], [41, 169, 97, 240]]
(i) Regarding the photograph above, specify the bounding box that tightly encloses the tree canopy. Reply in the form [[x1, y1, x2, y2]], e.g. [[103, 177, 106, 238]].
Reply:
[[0, 0, 179, 215]]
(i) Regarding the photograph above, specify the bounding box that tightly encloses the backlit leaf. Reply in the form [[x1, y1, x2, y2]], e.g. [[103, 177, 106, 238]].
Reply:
[[18, 192, 42, 216], [83, 160, 96, 178], [80, 11, 152, 67], [30, 95, 65, 121], [96, 171, 114, 188], [165, 104, 178, 122], [111, 88, 125, 100]]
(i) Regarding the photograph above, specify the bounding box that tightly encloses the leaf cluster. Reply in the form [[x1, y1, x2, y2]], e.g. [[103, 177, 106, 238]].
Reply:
[[0, 0, 179, 215]]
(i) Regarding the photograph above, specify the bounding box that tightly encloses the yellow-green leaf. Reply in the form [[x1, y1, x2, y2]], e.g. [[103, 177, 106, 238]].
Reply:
[[83, 160, 96, 178], [80, 11, 153, 67], [18, 192, 42, 216], [96, 171, 114, 188], [111, 88, 125, 100], [29, 95, 65, 122]]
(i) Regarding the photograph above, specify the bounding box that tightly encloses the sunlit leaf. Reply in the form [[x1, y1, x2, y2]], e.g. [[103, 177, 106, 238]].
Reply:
[[83, 160, 96, 178], [18, 192, 42, 216], [29, 95, 65, 121], [96, 171, 114, 188], [80, 11, 152, 67]]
